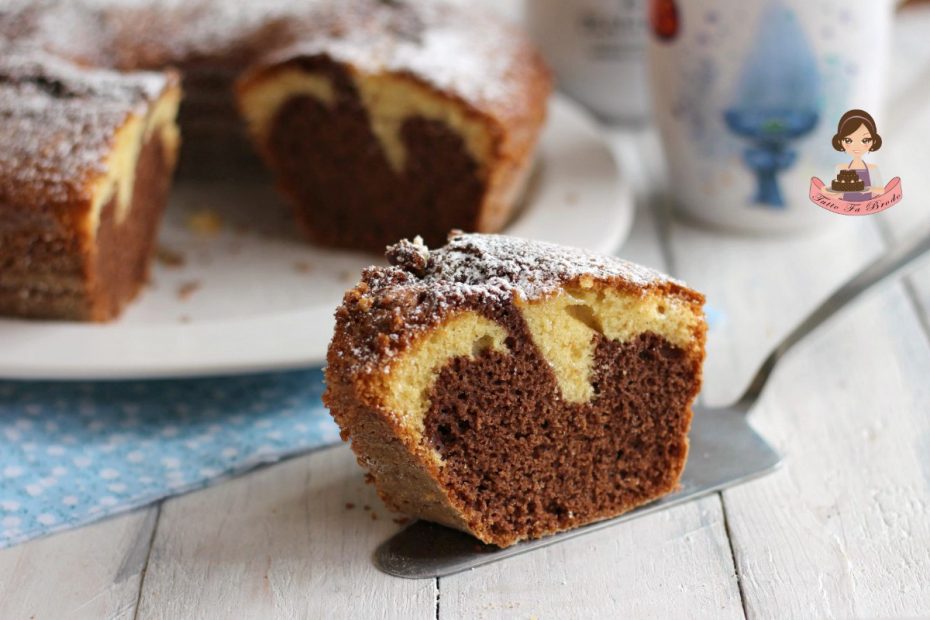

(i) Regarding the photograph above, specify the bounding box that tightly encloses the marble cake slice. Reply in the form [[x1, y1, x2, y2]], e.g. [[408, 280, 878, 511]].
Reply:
[[234, 0, 551, 251], [0, 49, 181, 321], [324, 232, 706, 547]]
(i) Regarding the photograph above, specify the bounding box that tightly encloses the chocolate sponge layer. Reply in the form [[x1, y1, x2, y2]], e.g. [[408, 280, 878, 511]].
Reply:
[[265, 61, 485, 250], [0, 131, 173, 321], [424, 330, 697, 543]]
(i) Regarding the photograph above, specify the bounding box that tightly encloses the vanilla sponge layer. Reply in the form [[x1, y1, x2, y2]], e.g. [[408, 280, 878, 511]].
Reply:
[[377, 312, 508, 436], [87, 84, 181, 236], [375, 281, 704, 451], [238, 66, 495, 177], [519, 281, 700, 403]]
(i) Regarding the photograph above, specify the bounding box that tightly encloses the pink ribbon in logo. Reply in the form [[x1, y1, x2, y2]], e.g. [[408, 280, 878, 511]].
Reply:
[[809, 177, 904, 216]]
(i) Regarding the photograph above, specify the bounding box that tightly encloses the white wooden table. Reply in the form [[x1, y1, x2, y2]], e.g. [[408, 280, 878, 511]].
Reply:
[[3, 8, 930, 620]]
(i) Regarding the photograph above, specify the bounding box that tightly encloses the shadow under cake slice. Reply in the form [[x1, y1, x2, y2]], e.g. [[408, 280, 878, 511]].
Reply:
[[324, 232, 706, 547]]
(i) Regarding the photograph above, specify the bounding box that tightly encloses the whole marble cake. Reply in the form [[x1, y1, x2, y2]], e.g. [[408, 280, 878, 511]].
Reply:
[[324, 232, 707, 547], [0, 0, 551, 320]]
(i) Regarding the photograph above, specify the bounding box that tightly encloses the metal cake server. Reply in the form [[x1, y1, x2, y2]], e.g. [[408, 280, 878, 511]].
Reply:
[[375, 224, 930, 579]]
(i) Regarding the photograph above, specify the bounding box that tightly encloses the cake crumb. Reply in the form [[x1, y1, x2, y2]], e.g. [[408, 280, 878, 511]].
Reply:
[[186, 209, 223, 236], [293, 261, 314, 274], [156, 245, 186, 268], [177, 281, 201, 301], [386, 235, 430, 276], [363, 504, 371, 511], [392, 517, 410, 525], [345, 502, 355, 510], [370, 512, 378, 521]]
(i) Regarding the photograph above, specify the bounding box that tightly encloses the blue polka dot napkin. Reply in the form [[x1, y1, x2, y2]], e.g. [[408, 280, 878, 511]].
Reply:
[[0, 369, 339, 549]]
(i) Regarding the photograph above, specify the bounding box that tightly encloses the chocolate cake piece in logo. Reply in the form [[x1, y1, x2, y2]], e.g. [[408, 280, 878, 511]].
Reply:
[[832, 168, 865, 192]]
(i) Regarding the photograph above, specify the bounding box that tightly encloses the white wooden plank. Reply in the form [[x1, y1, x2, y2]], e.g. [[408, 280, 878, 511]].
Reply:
[[667, 211, 930, 615], [440, 496, 744, 620], [671, 219, 883, 407], [136, 446, 436, 620], [725, 285, 930, 617], [0, 507, 157, 620]]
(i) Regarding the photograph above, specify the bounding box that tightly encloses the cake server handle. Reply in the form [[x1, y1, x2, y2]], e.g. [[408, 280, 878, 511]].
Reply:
[[733, 221, 930, 412]]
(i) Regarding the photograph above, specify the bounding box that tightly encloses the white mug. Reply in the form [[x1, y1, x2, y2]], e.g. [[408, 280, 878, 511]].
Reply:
[[647, 0, 896, 232], [525, 0, 650, 123]]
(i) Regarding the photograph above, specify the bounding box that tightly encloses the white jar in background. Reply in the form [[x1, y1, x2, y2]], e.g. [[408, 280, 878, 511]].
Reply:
[[524, 0, 650, 124], [646, 0, 896, 233]]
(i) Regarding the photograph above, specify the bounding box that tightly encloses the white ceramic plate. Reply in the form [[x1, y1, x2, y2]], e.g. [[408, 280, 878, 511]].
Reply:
[[0, 94, 632, 380]]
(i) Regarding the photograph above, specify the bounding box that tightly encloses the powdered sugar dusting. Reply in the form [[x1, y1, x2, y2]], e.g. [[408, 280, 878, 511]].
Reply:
[[329, 233, 686, 375], [247, 0, 538, 111], [0, 47, 172, 209], [357, 1, 527, 106], [6, 0, 309, 67], [422, 232, 675, 300], [3, 0, 538, 113]]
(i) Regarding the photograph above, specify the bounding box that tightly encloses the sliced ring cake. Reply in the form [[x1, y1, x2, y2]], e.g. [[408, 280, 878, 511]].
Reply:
[[324, 232, 706, 547]]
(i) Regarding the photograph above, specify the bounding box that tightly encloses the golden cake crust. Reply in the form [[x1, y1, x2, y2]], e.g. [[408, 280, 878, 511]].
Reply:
[[0, 49, 179, 221]]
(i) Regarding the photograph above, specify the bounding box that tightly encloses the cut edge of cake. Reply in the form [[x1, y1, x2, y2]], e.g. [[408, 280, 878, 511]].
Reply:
[[236, 57, 500, 179], [0, 52, 182, 321], [86, 77, 182, 237], [236, 8, 552, 249]]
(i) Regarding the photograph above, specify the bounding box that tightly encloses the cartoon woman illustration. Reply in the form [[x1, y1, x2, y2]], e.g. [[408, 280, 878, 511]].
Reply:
[[822, 109, 884, 201]]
